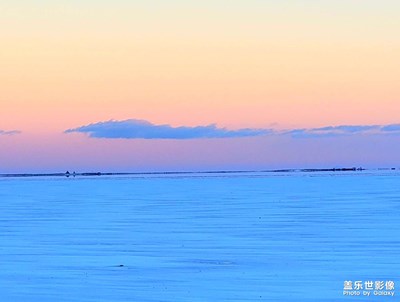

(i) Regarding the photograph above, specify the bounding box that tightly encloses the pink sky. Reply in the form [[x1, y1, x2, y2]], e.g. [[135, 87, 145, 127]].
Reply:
[[1, 1, 400, 172]]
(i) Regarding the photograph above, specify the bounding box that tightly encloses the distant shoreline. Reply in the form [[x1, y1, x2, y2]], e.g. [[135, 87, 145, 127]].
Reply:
[[0, 167, 398, 178]]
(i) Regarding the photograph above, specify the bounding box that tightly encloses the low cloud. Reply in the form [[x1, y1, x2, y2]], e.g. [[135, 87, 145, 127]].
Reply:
[[65, 120, 400, 140], [0, 130, 20, 136], [381, 124, 400, 132], [285, 124, 400, 138], [65, 119, 270, 139], [285, 125, 383, 138]]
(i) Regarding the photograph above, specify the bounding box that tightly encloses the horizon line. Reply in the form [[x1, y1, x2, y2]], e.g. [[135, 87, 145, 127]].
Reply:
[[1, 167, 398, 178]]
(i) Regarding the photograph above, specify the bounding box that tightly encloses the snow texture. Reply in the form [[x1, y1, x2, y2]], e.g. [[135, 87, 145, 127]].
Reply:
[[0, 171, 399, 301]]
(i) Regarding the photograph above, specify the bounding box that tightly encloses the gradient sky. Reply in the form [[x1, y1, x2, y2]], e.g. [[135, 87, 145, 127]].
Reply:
[[1, 1, 400, 172]]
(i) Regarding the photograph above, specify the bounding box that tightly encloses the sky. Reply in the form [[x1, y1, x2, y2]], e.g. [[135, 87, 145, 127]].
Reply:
[[1, 0, 400, 173]]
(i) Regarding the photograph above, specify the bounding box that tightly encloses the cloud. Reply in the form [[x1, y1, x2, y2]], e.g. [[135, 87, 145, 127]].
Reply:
[[65, 119, 270, 139], [65, 120, 400, 140], [0, 130, 20, 136], [381, 124, 400, 132], [285, 125, 382, 138]]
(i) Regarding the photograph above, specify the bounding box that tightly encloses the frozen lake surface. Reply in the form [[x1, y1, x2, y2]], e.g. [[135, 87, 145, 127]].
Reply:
[[1, 171, 399, 301]]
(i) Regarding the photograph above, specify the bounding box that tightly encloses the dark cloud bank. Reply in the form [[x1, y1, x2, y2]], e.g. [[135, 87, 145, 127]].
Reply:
[[65, 119, 270, 139], [64, 119, 400, 139]]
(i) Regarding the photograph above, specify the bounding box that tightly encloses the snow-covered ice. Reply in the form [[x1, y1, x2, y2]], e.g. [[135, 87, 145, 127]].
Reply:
[[1, 171, 399, 301]]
